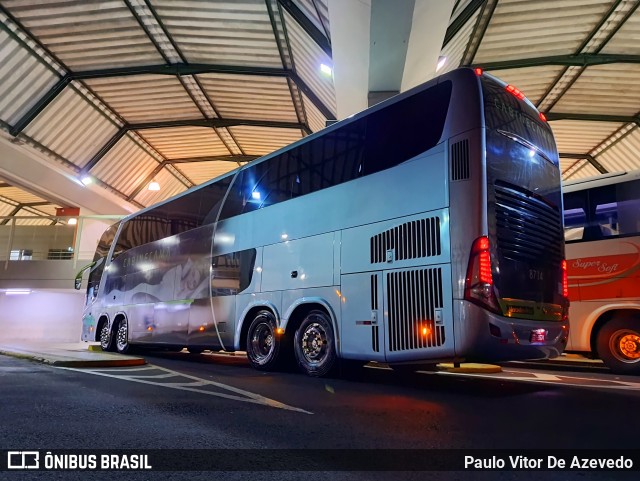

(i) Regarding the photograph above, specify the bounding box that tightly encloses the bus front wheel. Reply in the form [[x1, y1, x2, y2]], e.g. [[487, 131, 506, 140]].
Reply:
[[294, 310, 336, 377], [115, 318, 130, 354], [246, 310, 281, 371], [597, 317, 640, 375]]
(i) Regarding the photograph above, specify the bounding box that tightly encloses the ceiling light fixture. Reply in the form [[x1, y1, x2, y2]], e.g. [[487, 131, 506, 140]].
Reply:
[[148, 180, 160, 191], [320, 63, 333, 77], [81, 176, 92, 186], [67, 218, 77, 225]]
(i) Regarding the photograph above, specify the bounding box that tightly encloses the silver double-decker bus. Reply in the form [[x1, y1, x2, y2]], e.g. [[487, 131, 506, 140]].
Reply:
[[77, 68, 569, 376]]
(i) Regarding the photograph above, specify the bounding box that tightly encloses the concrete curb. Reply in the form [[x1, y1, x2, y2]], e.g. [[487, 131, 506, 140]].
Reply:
[[0, 348, 146, 368]]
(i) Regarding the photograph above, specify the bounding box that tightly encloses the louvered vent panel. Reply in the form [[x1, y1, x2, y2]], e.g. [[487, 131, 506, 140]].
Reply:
[[387, 268, 445, 352], [494, 181, 563, 264], [371, 274, 379, 352], [370, 217, 441, 264], [451, 139, 470, 181]]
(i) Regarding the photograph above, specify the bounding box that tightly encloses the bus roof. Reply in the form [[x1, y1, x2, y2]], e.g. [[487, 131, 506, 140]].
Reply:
[[120, 68, 477, 224], [562, 169, 640, 193]]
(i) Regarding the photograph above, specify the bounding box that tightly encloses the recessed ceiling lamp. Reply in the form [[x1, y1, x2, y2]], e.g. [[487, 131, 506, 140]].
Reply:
[[5, 289, 31, 295], [320, 63, 333, 77], [81, 176, 92, 186], [148, 180, 160, 191], [67, 218, 77, 225]]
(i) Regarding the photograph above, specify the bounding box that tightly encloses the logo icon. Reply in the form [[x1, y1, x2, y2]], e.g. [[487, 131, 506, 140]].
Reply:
[[7, 451, 39, 469]]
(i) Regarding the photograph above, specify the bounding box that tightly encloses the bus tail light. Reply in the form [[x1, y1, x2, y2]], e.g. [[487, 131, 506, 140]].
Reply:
[[505, 84, 525, 100], [465, 236, 500, 313], [561, 259, 568, 298]]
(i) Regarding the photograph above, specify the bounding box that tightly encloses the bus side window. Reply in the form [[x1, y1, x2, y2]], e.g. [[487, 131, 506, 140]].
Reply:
[[563, 191, 587, 242], [615, 179, 640, 237]]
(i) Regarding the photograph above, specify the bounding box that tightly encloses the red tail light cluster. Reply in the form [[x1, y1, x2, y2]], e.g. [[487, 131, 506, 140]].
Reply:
[[465, 236, 500, 313], [562, 259, 569, 298], [505, 84, 525, 100]]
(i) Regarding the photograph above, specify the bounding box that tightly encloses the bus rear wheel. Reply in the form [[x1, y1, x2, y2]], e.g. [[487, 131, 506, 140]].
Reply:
[[294, 310, 336, 377], [597, 317, 640, 375], [99, 320, 114, 352], [246, 310, 281, 371], [115, 318, 130, 354]]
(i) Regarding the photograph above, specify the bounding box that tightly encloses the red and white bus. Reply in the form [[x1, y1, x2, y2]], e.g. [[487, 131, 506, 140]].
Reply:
[[563, 170, 640, 374]]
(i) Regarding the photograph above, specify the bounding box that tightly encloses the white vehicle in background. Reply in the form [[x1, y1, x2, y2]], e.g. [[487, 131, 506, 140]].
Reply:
[[563, 170, 640, 374]]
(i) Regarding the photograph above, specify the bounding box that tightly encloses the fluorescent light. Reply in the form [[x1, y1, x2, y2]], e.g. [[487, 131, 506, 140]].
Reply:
[[436, 56, 447, 72], [320, 63, 333, 77], [251, 191, 261, 200], [5, 289, 31, 295], [68, 218, 77, 225], [81, 176, 92, 185], [148, 180, 160, 191]]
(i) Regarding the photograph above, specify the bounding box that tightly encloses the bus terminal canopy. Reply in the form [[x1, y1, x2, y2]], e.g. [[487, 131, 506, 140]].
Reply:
[[0, 0, 639, 220]]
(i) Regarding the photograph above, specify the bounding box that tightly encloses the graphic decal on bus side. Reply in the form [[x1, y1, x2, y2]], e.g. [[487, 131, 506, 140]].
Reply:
[[567, 241, 640, 301]]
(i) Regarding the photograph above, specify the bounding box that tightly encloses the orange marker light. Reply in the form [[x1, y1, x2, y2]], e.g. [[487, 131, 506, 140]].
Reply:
[[198, 326, 205, 332]]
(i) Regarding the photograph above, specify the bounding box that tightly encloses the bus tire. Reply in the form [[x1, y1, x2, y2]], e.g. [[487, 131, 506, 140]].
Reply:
[[246, 310, 281, 371], [597, 317, 640, 374], [115, 317, 131, 354], [99, 319, 114, 352], [294, 310, 337, 377]]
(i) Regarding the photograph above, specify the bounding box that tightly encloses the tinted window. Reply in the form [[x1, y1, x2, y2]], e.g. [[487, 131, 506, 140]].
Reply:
[[114, 175, 234, 253], [220, 81, 452, 219], [211, 249, 256, 296], [482, 76, 557, 165], [563, 179, 640, 242]]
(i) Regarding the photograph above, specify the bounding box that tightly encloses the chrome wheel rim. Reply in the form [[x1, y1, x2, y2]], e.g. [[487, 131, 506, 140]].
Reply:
[[116, 320, 128, 352], [610, 329, 640, 363], [301, 322, 328, 363], [100, 325, 110, 350], [250, 321, 274, 364]]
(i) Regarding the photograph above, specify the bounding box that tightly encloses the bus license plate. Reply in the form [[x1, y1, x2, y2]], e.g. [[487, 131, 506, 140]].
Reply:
[[530, 329, 546, 343]]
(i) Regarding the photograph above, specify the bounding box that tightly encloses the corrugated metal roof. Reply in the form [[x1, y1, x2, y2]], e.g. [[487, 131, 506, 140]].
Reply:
[[0, 24, 59, 125], [551, 120, 624, 154], [174, 160, 239, 185], [90, 134, 163, 196], [84, 75, 205, 123], [0, 186, 46, 205], [293, 0, 330, 37], [284, 10, 336, 116], [473, 0, 615, 63], [23, 84, 121, 167], [302, 92, 326, 133], [1, 0, 164, 69], [594, 127, 640, 173], [151, 0, 282, 67], [562, 159, 602, 179], [440, 7, 480, 74], [132, 166, 187, 206], [488, 66, 565, 105], [552, 64, 640, 116], [198, 73, 297, 121], [228, 126, 302, 155], [137, 126, 231, 159]]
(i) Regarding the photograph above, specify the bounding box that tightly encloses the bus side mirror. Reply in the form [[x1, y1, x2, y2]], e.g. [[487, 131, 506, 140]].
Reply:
[[74, 262, 96, 290]]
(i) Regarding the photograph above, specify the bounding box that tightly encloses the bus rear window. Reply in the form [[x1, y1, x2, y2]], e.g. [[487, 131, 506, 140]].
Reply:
[[481, 76, 557, 165]]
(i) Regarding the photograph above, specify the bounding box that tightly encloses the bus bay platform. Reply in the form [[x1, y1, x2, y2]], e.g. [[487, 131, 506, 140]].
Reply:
[[0, 341, 603, 371], [0, 342, 146, 368]]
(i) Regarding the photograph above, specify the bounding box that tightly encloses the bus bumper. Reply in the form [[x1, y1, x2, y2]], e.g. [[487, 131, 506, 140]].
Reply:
[[454, 300, 569, 362]]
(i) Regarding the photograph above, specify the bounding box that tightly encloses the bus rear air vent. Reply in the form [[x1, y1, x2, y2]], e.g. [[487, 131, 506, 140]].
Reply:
[[370, 217, 441, 264], [451, 139, 470, 181]]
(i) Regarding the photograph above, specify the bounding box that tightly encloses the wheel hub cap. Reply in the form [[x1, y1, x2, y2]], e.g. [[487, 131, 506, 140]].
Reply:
[[618, 334, 640, 360], [302, 323, 326, 362]]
